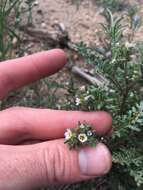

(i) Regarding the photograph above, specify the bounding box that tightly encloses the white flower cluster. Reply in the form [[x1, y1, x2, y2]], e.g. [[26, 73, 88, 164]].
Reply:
[[125, 41, 134, 49], [75, 97, 81, 106], [64, 124, 95, 145], [64, 128, 89, 143], [64, 129, 72, 140]]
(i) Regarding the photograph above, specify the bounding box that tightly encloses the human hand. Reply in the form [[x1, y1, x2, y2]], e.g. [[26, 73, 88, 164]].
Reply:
[[0, 49, 112, 190]]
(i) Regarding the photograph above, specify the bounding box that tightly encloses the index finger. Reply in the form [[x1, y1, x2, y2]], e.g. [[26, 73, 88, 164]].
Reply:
[[0, 108, 112, 144], [0, 49, 66, 99]]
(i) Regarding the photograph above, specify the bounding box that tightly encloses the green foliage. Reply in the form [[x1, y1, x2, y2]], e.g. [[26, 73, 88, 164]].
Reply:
[[0, 0, 35, 61], [101, 10, 123, 44], [0, 0, 22, 60], [0, 79, 63, 110], [65, 9, 143, 189], [128, 6, 142, 32], [113, 147, 143, 187], [25, 0, 35, 25], [96, 0, 127, 12]]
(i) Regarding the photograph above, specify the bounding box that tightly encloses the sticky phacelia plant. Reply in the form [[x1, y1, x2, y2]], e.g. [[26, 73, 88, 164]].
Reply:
[[65, 9, 143, 189]]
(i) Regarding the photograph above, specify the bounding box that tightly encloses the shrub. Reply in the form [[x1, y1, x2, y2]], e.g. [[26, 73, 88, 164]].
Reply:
[[65, 9, 143, 189]]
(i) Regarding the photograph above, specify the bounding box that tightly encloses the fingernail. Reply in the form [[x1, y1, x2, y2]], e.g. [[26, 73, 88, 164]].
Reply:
[[78, 143, 111, 176]]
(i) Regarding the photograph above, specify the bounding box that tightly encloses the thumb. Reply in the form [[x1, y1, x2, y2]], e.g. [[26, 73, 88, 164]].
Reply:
[[0, 140, 112, 190]]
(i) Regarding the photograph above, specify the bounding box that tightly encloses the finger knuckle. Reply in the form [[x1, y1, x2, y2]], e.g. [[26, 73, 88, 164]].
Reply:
[[42, 143, 71, 184]]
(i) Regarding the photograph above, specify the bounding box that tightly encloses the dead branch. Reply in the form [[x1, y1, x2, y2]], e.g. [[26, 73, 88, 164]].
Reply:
[[69, 65, 109, 89], [19, 25, 70, 48]]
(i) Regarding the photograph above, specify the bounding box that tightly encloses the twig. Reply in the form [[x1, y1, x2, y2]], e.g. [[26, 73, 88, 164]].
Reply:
[[119, 90, 129, 114], [69, 65, 109, 90], [19, 25, 70, 48], [108, 76, 123, 93]]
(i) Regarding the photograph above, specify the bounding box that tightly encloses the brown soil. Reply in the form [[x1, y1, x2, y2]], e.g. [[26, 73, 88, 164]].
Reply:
[[31, 0, 105, 46], [10, 0, 143, 109]]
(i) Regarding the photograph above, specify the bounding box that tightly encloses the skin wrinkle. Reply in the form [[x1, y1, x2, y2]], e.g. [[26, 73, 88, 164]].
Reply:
[[0, 70, 15, 99], [57, 143, 64, 182], [68, 149, 74, 183], [42, 145, 55, 184], [53, 145, 62, 183], [46, 145, 66, 184], [0, 107, 31, 144], [42, 143, 71, 185], [60, 145, 71, 183], [55, 144, 76, 184], [8, 108, 35, 141]]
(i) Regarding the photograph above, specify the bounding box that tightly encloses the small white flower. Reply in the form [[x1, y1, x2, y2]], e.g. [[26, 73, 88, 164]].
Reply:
[[125, 42, 134, 49], [87, 131, 93, 136], [84, 95, 93, 101], [130, 54, 136, 60], [64, 129, 72, 140], [65, 82, 69, 85], [111, 58, 116, 64], [34, 1, 39, 6], [115, 42, 120, 46], [41, 22, 47, 28], [75, 97, 81, 106], [133, 15, 140, 23], [109, 89, 115, 93], [79, 124, 85, 129], [78, 133, 88, 143], [57, 104, 61, 109], [133, 70, 138, 74], [132, 75, 136, 80], [130, 92, 134, 97], [101, 137, 104, 141], [80, 86, 85, 91]]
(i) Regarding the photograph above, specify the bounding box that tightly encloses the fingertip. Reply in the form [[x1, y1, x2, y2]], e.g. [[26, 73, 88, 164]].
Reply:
[[0, 49, 67, 99], [29, 49, 67, 77], [94, 111, 112, 135], [53, 49, 67, 62], [96, 143, 112, 174], [48, 49, 67, 68], [79, 143, 112, 176]]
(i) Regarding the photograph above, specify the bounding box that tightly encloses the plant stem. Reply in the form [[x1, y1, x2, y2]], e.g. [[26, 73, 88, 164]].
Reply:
[[119, 90, 129, 114]]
